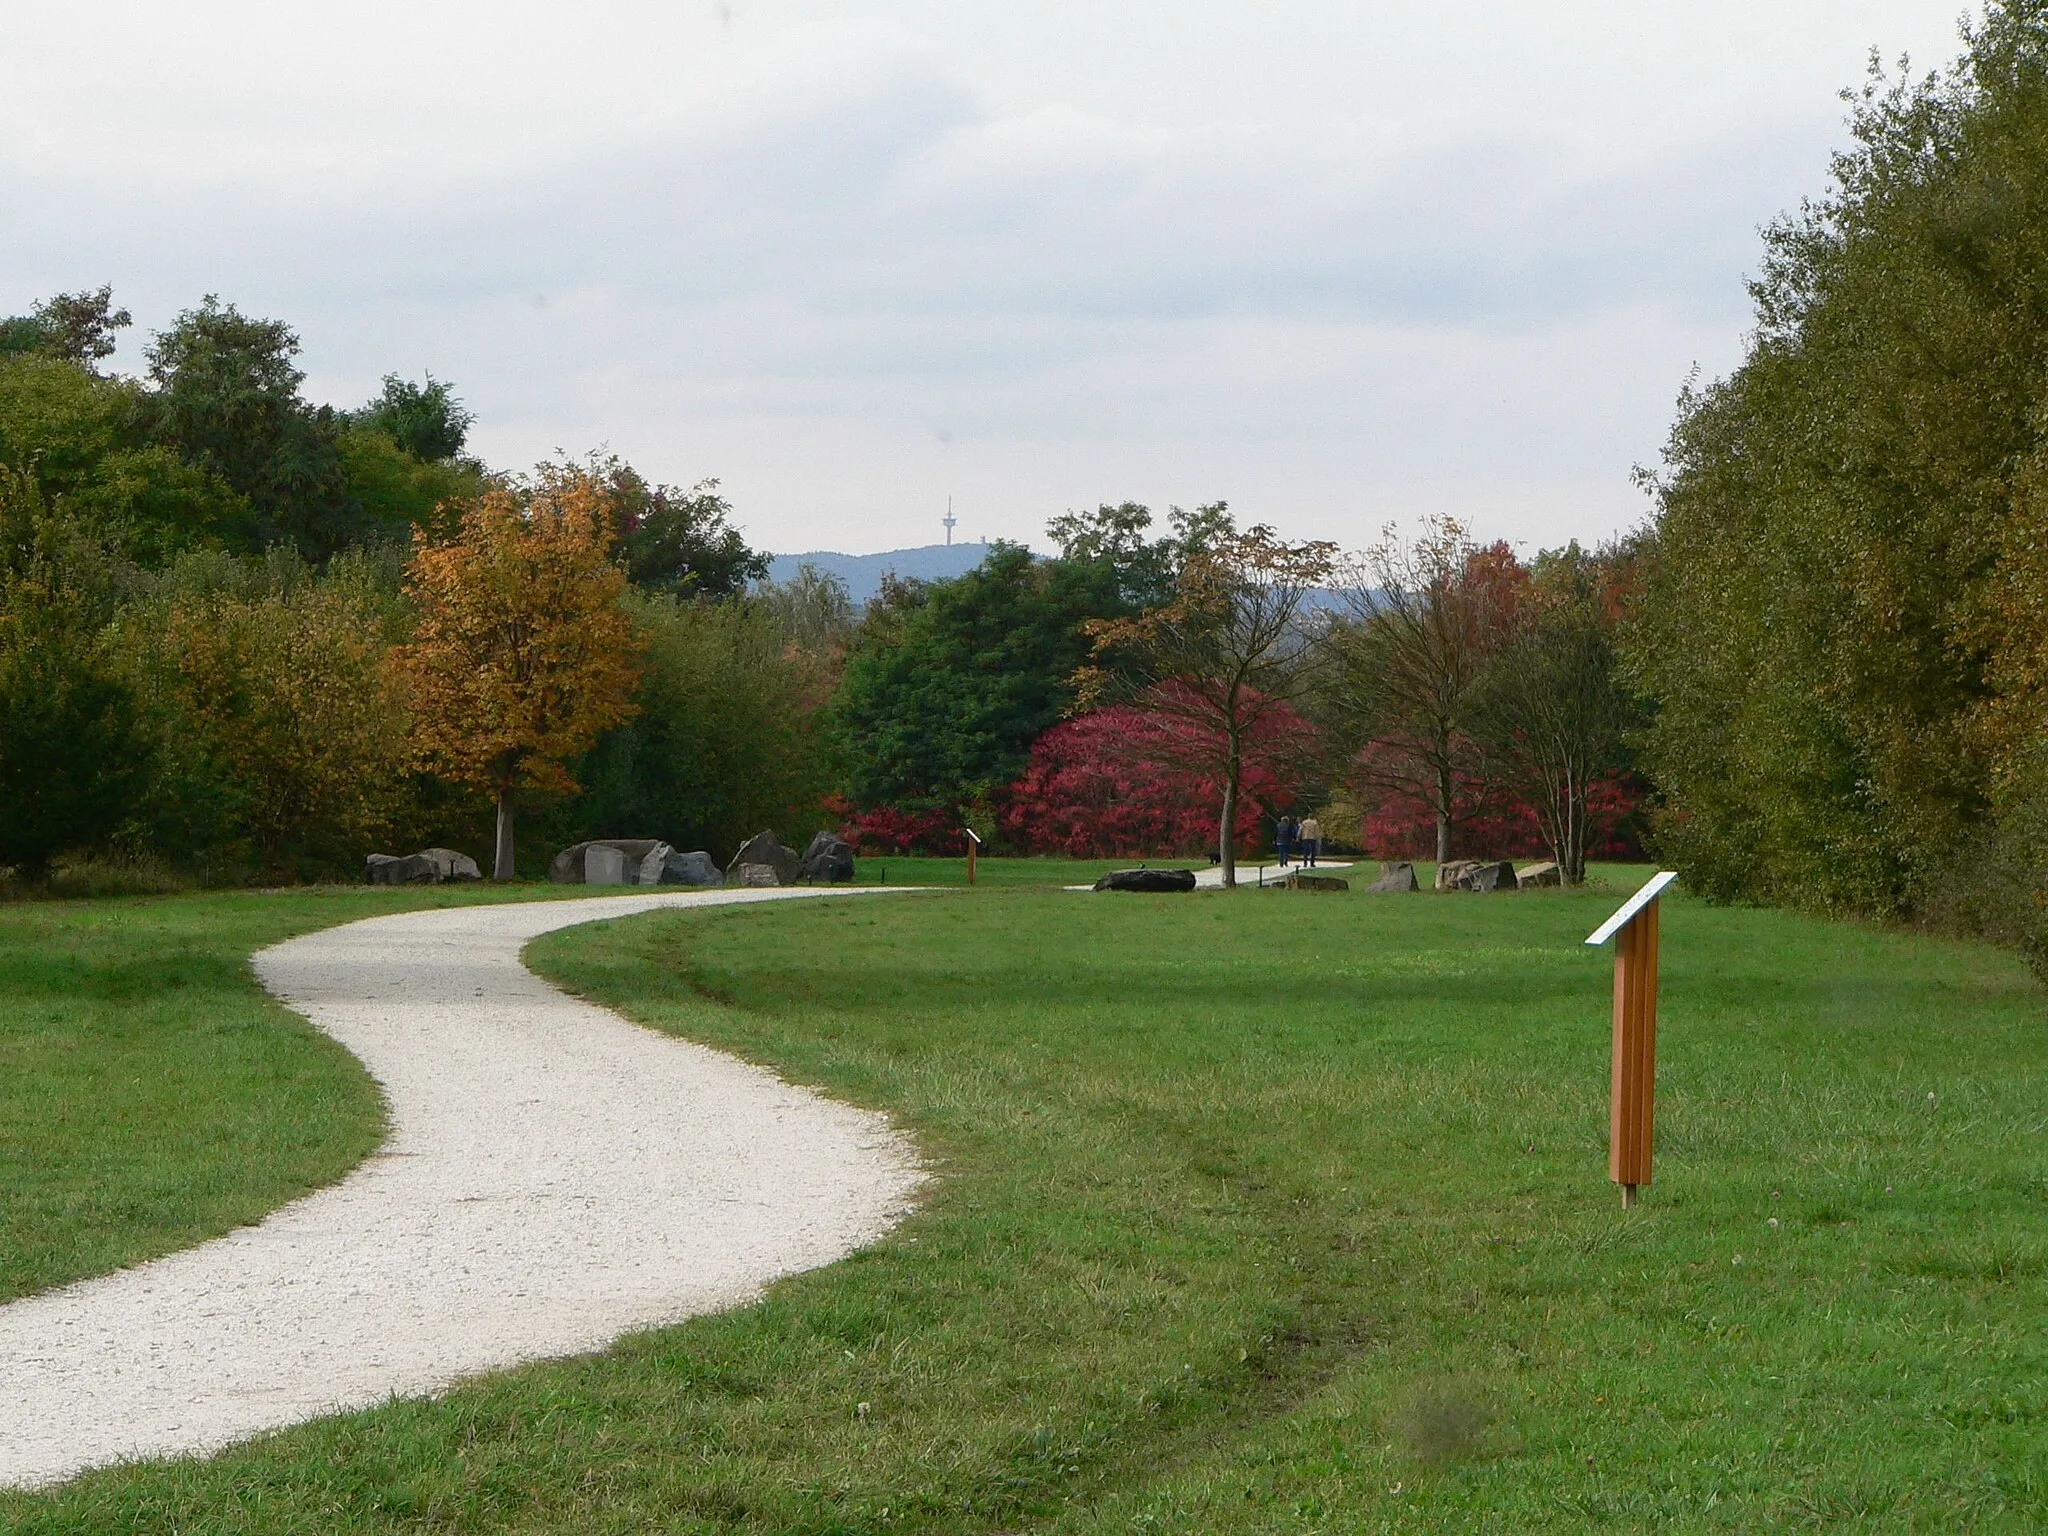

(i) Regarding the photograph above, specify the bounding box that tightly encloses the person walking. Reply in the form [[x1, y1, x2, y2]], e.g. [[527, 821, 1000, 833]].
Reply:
[[1274, 815, 1298, 868], [1298, 813, 1323, 868]]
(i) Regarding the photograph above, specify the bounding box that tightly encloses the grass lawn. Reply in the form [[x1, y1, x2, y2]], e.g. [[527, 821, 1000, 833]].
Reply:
[[6, 870, 2048, 1530], [0, 883, 613, 1305]]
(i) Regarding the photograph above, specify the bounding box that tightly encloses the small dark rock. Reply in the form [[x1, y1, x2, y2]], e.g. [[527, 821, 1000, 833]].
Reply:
[[1285, 871, 1350, 892], [1093, 867, 1198, 893], [1434, 859, 1482, 890], [643, 846, 722, 886], [798, 831, 857, 884], [1453, 860, 1518, 892], [726, 832, 801, 886], [1515, 860, 1563, 888]]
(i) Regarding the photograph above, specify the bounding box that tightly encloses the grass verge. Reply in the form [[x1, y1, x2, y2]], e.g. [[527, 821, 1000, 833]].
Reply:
[[6, 873, 2044, 1530]]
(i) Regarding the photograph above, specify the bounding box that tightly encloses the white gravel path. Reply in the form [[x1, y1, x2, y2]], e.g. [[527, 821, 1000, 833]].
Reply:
[[0, 886, 923, 1490]]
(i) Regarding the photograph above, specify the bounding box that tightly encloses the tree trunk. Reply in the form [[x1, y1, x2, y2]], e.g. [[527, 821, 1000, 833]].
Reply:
[[1219, 732, 1241, 888], [1435, 749, 1454, 864], [494, 788, 516, 880]]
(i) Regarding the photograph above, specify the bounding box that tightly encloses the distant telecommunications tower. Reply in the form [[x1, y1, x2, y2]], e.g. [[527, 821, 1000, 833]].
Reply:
[[942, 496, 956, 546]]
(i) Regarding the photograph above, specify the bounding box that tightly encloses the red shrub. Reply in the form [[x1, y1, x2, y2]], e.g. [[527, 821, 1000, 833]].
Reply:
[[827, 795, 958, 855], [999, 703, 1309, 858]]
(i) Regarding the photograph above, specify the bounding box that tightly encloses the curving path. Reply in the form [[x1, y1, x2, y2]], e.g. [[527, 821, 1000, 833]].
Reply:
[[0, 887, 923, 1489]]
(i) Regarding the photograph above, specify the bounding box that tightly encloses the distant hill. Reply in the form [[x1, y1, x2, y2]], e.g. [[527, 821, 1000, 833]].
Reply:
[[765, 542, 998, 604]]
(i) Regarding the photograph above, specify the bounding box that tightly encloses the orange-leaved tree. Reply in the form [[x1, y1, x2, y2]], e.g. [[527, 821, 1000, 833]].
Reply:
[[390, 472, 643, 878], [1076, 524, 1337, 887]]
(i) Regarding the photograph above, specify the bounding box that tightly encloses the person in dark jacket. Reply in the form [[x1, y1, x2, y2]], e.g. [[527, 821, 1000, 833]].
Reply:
[[1275, 815, 1298, 868]]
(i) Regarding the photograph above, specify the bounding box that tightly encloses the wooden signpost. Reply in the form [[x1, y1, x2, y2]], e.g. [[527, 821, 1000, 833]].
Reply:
[[1585, 871, 1679, 1208], [962, 827, 982, 885]]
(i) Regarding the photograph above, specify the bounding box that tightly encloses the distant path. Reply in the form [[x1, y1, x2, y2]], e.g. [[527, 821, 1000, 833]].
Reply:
[[0, 887, 922, 1489]]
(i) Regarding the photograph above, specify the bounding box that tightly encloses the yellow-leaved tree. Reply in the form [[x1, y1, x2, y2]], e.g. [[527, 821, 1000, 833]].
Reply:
[[390, 471, 643, 878]]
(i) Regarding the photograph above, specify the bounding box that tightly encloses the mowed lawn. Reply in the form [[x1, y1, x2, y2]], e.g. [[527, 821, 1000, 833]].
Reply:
[[5, 871, 2047, 1531]]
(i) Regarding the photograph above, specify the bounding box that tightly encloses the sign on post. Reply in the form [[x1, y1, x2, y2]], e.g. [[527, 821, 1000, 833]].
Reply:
[[1585, 871, 1679, 1208], [962, 827, 982, 885]]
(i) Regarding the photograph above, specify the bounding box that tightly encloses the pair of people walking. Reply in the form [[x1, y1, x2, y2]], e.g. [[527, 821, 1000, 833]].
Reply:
[[1274, 813, 1322, 868]]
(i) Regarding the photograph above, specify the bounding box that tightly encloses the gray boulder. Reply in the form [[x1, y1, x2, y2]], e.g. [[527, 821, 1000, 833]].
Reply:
[[1093, 867, 1198, 892], [1516, 860, 1563, 888], [1367, 861, 1419, 893], [585, 845, 632, 885], [1435, 859, 1482, 890], [733, 863, 781, 888], [1453, 859, 1518, 892], [642, 845, 722, 886], [798, 831, 857, 884], [364, 847, 481, 885], [549, 839, 663, 884], [726, 831, 800, 886]]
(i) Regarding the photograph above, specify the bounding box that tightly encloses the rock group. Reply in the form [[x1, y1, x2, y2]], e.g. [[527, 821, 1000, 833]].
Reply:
[[533, 830, 858, 889]]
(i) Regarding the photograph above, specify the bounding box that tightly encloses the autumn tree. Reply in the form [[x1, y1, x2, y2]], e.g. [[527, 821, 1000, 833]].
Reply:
[[1466, 545, 1639, 883], [390, 473, 643, 878], [1327, 516, 1525, 863], [1078, 522, 1337, 886]]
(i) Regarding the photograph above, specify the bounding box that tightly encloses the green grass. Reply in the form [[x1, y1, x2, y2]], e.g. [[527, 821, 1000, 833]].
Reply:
[[7, 873, 2047, 1530], [0, 883, 607, 1304]]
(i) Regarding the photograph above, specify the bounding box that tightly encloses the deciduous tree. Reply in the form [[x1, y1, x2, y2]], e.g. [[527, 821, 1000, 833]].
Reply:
[[1327, 516, 1525, 863], [1078, 523, 1336, 886], [390, 474, 643, 878]]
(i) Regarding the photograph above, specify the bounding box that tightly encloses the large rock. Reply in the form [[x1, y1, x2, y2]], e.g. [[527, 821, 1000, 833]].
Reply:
[[1453, 859, 1518, 892], [1284, 871, 1350, 892], [585, 845, 631, 885], [641, 845, 722, 886], [1516, 860, 1563, 888], [1367, 861, 1419, 893], [549, 839, 663, 884], [1093, 867, 1198, 892], [364, 847, 481, 885], [1435, 859, 1482, 890], [798, 831, 857, 884], [725, 831, 800, 887]]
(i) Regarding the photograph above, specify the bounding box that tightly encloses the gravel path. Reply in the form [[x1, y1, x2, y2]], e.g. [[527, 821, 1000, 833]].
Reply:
[[0, 886, 923, 1490]]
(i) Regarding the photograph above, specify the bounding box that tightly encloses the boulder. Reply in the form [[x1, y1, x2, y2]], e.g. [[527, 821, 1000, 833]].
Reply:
[[1367, 861, 1419, 893], [1516, 860, 1563, 888], [798, 831, 857, 884], [642, 845, 722, 886], [1284, 871, 1350, 892], [1435, 859, 1482, 890], [364, 847, 481, 885], [726, 831, 800, 886], [585, 845, 632, 885], [733, 862, 781, 888], [1093, 867, 1198, 893], [1453, 859, 1518, 892], [549, 839, 663, 884]]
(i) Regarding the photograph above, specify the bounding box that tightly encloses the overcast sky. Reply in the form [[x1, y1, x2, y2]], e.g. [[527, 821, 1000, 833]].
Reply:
[[2, 1, 1971, 557]]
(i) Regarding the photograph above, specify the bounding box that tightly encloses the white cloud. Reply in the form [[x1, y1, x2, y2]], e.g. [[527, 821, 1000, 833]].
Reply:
[[0, 0, 1973, 554]]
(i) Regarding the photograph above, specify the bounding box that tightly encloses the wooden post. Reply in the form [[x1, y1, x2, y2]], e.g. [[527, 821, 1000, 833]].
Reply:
[[1585, 872, 1677, 1208], [963, 827, 980, 885]]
